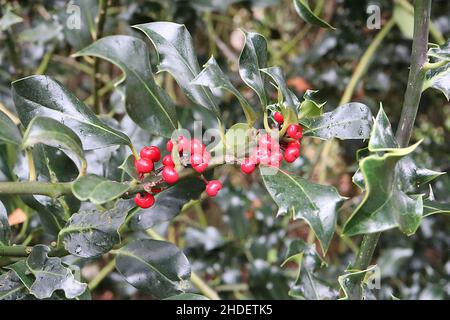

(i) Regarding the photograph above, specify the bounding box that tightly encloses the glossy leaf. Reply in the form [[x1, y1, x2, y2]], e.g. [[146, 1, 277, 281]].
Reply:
[[239, 31, 268, 105], [6, 260, 35, 291], [59, 200, 131, 258], [128, 177, 207, 230], [338, 265, 379, 300], [261, 67, 299, 108], [26, 245, 87, 299], [192, 56, 256, 125], [299, 90, 324, 119], [261, 168, 344, 253], [115, 239, 191, 298], [0, 271, 29, 300], [397, 157, 444, 193], [423, 200, 450, 217], [282, 240, 336, 300], [118, 155, 139, 180], [74, 36, 178, 138], [368, 105, 397, 150], [423, 60, 450, 100], [22, 117, 86, 173], [12, 76, 131, 150], [134, 22, 220, 116], [428, 40, 450, 61], [301, 103, 373, 140], [71, 174, 129, 205], [293, 0, 335, 30], [0, 200, 11, 246], [0, 110, 21, 145]]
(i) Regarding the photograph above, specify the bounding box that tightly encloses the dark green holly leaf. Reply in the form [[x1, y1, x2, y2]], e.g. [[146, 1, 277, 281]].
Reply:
[[192, 56, 256, 125], [239, 31, 268, 105], [282, 240, 336, 300], [423, 61, 450, 100], [0, 271, 29, 300], [428, 40, 450, 61], [0, 200, 10, 246], [12, 76, 131, 150], [261, 67, 299, 108], [423, 199, 450, 217], [397, 157, 444, 193], [134, 22, 220, 117], [301, 103, 373, 140], [6, 260, 34, 291], [59, 0, 97, 50], [128, 177, 207, 230], [71, 174, 129, 205], [299, 90, 324, 119], [22, 117, 86, 175], [74, 36, 177, 138], [115, 239, 191, 299], [165, 293, 209, 300], [261, 168, 344, 253], [59, 200, 131, 258], [368, 105, 397, 151], [293, 0, 335, 30], [26, 245, 87, 299], [343, 142, 423, 236], [0, 110, 21, 145]]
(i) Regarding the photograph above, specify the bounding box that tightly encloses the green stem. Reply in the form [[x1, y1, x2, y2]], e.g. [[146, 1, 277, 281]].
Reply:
[[0, 181, 73, 198], [346, 0, 432, 300], [0, 245, 67, 258], [339, 18, 395, 105], [92, 0, 109, 114], [88, 258, 116, 290]]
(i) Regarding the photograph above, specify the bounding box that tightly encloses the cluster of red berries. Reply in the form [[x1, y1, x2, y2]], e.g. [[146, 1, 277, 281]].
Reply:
[[134, 136, 223, 209], [240, 111, 303, 175]]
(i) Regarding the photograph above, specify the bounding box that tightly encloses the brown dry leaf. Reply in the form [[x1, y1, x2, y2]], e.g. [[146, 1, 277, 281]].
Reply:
[[8, 208, 27, 226], [287, 77, 311, 92]]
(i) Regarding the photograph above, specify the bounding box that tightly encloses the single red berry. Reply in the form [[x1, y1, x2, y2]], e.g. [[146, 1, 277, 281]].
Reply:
[[274, 112, 284, 124], [190, 139, 205, 154], [162, 166, 179, 184], [206, 180, 222, 197], [241, 158, 256, 174], [134, 193, 155, 209], [286, 124, 300, 139], [135, 158, 154, 174], [166, 140, 174, 152], [193, 162, 208, 173], [190, 153, 204, 166], [287, 140, 301, 149], [284, 147, 300, 163], [178, 136, 189, 153], [297, 125, 303, 139], [162, 154, 175, 167], [140, 146, 161, 162]]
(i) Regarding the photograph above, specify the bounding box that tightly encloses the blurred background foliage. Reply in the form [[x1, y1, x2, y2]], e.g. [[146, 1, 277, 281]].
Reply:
[[0, 0, 449, 299]]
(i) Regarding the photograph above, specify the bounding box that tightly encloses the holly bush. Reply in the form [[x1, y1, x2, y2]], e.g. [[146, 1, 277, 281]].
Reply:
[[0, 0, 449, 300]]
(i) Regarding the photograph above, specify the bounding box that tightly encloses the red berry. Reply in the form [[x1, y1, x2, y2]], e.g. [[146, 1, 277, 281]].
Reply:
[[178, 136, 189, 153], [241, 159, 256, 174], [190, 139, 205, 154], [193, 162, 208, 173], [206, 180, 222, 197], [140, 146, 161, 162], [135, 158, 154, 174], [284, 147, 300, 163], [162, 154, 175, 167], [190, 153, 204, 166], [258, 133, 273, 149], [134, 193, 155, 209], [286, 124, 299, 139], [162, 166, 178, 184], [166, 140, 174, 152], [288, 140, 301, 149], [297, 125, 303, 139], [274, 112, 284, 124]]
